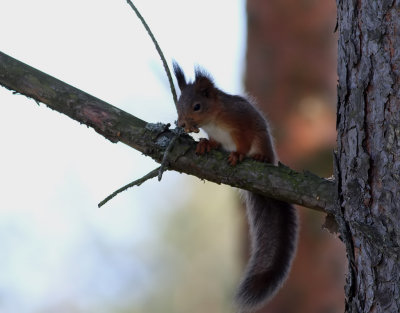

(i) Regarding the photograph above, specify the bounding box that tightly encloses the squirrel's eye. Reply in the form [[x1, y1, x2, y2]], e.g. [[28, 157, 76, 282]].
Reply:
[[193, 103, 201, 111]]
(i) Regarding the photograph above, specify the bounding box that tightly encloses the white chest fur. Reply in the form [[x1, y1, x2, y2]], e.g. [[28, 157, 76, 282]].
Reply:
[[201, 122, 237, 152]]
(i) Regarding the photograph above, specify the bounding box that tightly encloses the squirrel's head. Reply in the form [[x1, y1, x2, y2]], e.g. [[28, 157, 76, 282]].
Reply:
[[173, 62, 218, 133]]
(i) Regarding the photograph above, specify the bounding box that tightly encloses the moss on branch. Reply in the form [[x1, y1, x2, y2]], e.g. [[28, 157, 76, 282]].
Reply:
[[0, 51, 334, 212]]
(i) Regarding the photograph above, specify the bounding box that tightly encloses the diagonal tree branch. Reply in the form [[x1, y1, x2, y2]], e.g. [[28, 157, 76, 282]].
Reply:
[[0, 51, 334, 213]]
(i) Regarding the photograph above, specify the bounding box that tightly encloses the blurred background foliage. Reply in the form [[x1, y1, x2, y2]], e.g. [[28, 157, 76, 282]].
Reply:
[[0, 0, 345, 312], [245, 1, 345, 312]]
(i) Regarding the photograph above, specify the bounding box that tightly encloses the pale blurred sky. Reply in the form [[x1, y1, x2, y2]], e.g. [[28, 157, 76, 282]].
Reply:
[[0, 1, 245, 312]]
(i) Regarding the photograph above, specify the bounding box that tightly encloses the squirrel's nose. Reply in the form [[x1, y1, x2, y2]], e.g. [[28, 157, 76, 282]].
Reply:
[[178, 120, 186, 129]]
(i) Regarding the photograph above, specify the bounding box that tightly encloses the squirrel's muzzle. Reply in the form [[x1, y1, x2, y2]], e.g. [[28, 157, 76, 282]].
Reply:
[[177, 118, 200, 133]]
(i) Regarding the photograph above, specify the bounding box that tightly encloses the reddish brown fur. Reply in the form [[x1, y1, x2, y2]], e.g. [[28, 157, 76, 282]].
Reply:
[[173, 62, 298, 312], [201, 98, 276, 165]]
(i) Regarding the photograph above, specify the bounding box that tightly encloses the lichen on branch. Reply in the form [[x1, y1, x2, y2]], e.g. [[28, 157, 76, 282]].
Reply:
[[0, 51, 334, 213]]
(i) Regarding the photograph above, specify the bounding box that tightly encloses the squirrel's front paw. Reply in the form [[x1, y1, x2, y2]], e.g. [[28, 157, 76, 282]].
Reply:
[[196, 138, 212, 154], [252, 153, 268, 162], [228, 152, 245, 166], [196, 138, 219, 155]]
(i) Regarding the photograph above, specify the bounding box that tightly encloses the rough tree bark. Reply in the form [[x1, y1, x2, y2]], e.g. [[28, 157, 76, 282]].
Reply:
[[1, 1, 399, 310], [336, 0, 400, 312]]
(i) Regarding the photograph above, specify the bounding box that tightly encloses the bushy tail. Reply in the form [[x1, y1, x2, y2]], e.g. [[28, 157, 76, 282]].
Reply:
[[236, 191, 298, 312]]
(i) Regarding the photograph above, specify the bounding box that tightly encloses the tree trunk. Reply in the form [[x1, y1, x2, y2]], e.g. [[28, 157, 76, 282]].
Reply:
[[336, 1, 400, 312]]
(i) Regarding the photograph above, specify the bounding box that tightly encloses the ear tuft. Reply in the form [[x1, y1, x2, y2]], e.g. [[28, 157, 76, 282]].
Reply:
[[173, 61, 187, 91], [194, 66, 216, 98]]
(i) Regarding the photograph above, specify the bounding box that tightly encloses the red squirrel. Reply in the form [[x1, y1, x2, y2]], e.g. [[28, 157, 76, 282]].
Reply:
[[173, 62, 298, 312]]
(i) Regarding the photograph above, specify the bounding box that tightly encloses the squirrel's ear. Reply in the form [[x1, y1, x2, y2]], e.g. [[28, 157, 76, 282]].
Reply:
[[194, 67, 217, 98], [173, 61, 187, 91]]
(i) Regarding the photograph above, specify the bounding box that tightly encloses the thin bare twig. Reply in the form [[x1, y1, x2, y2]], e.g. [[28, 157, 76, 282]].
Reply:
[[0, 51, 334, 212], [125, 0, 178, 106], [98, 167, 161, 207], [158, 127, 185, 180], [98, 1, 181, 204]]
